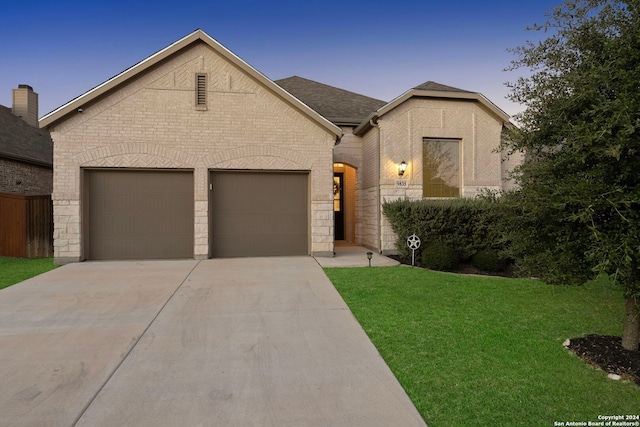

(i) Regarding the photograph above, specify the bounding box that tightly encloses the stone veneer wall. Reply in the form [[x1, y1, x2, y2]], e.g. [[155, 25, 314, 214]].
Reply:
[[50, 42, 335, 263]]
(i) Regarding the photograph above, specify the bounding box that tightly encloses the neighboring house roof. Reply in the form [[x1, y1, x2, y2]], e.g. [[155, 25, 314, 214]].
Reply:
[[275, 76, 387, 126], [354, 80, 511, 135], [0, 105, 53, 167], [39, 30, 342, 138]]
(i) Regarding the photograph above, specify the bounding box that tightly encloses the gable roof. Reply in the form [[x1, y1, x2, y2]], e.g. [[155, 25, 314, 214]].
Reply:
[[39, 30, 342, 138], [0, 105, 53, 167], [354, 80, 511, 135], [412, 81, 474, 93], [275, 76, 387, 126]]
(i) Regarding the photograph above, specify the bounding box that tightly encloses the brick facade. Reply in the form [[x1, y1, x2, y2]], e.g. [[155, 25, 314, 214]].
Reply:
[[48, 40, 337, 264], [0, 158, 52, 196], [355, 97, 515, 254], [43, 30, 519, 263]]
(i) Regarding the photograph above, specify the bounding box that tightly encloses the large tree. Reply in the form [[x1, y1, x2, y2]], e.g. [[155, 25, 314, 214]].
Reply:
[[504, 0, 640, 350]]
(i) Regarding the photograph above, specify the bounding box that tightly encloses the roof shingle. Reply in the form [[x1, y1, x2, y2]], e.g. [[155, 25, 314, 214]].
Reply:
[[412, 81, 474, 93], [275, 76, 387, 126], [0, 105, 53, 167]]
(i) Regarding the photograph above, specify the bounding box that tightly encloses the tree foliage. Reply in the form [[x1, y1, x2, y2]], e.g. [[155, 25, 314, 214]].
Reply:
[[504, 0, 640, 349]]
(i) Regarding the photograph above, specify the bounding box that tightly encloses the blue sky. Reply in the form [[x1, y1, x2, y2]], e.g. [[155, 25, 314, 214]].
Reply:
[[1, 0, 559, 119]]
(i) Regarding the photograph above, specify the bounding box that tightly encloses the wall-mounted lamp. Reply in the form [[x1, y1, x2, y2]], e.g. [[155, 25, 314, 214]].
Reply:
[[398, 161, 408, 177]]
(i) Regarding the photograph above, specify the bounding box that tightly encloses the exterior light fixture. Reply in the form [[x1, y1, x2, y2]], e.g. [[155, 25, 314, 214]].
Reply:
[[398, 161, 408, 176], [366, 251, 373, 267]]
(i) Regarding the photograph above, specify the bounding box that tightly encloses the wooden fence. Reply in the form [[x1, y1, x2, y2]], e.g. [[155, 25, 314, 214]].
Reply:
[[0, 192, 53, 258]]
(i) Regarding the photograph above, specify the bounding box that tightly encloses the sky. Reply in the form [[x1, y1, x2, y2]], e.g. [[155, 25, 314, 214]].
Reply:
[[0, 0, 561, 120]]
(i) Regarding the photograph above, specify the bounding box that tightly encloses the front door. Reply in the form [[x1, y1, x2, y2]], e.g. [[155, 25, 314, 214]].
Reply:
[[334, 173, 344, 240]]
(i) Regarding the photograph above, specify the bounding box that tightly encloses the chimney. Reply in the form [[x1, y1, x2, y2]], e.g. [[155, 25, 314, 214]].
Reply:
[[12, 84, 39, 127]]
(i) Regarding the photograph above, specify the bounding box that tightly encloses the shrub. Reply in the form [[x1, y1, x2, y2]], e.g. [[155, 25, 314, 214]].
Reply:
[[421, 242, 458, 271], [471, 249, 509, 272], [383, 197, 506, 262]]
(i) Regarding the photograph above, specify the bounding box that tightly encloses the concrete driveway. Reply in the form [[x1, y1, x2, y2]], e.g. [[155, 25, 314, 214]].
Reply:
[[0, 257, 426, 427]]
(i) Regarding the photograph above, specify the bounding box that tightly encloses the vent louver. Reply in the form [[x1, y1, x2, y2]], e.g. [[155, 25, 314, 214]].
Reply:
[[196, 73, 207, 110]]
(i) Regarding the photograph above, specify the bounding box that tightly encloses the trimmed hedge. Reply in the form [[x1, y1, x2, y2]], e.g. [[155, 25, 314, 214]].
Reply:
[[421, 242, 459, 271], [382, 197, 506, 267], [471, 249, 509, 272]]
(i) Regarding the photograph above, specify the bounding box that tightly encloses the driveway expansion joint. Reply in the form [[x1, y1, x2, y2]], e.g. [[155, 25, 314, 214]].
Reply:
[[71, 260, 202, 426]]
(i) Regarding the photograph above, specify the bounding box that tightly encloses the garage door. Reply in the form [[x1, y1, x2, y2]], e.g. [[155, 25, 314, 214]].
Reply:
[[83, 169, 194, 260], [210, 171, 308, 257]]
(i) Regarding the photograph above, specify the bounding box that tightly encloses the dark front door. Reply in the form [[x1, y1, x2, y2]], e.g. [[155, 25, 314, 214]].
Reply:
[[334, 173, 344, 240]]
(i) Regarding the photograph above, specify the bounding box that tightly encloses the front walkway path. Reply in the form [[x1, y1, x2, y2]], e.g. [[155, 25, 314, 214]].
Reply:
[[0, 257, 425, 427], [314, 245, 400, 268]]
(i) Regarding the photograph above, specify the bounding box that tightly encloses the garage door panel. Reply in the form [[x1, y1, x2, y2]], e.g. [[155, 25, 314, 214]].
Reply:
[[84, 170, 194, 260], [214, 212, 306, 234], [210, 171, 308, 257], [211, 234, 307, 258], [95, 236, 193, 260]]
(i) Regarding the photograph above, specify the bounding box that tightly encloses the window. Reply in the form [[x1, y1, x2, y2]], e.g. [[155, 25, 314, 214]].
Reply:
[[195, 73, 207, 110], [423, 138, 461, 198]]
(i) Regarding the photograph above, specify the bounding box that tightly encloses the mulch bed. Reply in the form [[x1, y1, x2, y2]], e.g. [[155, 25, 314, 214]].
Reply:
[[388, 255, 515, 277], [565, 335, 640, 386]]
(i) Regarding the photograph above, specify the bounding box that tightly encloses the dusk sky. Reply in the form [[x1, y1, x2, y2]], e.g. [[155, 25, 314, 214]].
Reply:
[[1, 0, 560, 120]]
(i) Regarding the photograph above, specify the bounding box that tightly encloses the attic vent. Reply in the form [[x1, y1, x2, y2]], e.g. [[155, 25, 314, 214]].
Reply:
[[196, 73, 207, 110]]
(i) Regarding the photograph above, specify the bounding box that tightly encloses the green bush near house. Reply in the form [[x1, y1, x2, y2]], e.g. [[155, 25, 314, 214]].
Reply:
[[471, 248, 509, 272], [421, 242, 458, 271], [383, 197, 505, 265]]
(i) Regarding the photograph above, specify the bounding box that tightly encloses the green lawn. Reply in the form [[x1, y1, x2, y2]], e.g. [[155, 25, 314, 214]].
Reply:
[[0, 257, 57, 290], [324, 266, 639, 427]]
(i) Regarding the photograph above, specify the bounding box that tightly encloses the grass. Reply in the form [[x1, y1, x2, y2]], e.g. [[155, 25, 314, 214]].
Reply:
[[324, 266, 639, 427], [0, 257, 57, 290]]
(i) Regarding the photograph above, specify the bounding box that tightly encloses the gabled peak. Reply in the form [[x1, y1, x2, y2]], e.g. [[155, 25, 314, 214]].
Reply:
[[412, 81, 474, 94]]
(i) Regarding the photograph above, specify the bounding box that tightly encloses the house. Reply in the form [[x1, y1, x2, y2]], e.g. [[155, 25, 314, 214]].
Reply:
[[0, 85, 54, 257], [277, 77, 521, 253], [39, 29, 519, 264], [0, 85, 53, 195]]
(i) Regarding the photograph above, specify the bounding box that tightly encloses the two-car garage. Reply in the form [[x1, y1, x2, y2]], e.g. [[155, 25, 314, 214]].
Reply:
[[41, 31, 341, 264], [82, 169, 309, 261]]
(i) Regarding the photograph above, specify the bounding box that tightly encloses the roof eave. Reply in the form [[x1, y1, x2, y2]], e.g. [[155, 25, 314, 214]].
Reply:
[[40, 30, 342, 137], [384, 89, 510, 122], [353, 112, 378, 136], [40, 30, 204, 128], [329, 118, 367, 127], [0, 152, 52, 168], [354, 88, 512, 135]]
